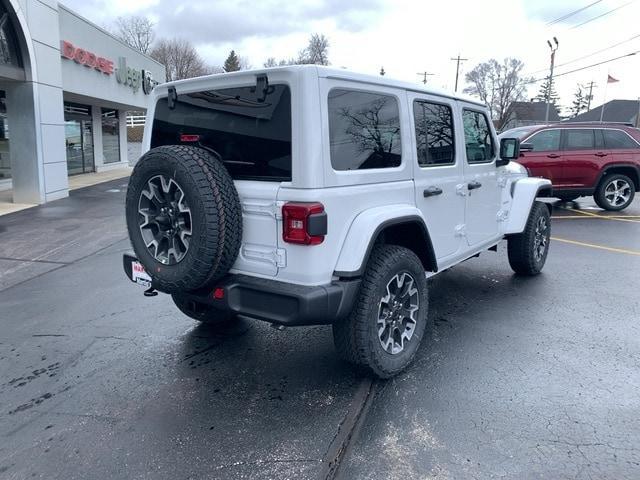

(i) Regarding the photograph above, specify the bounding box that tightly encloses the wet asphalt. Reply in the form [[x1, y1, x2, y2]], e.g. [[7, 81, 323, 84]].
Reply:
[[1, 179, 639, 480]]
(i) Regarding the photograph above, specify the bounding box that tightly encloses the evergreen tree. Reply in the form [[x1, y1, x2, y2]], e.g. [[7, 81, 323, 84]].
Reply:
[[569, 85, 588, 118], [223, 50, 241, 72], [535, 76, 560, 106]]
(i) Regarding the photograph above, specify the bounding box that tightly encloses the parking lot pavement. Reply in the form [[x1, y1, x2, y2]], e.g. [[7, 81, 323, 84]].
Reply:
[[338, 197, 640, 480], [1, 185, 639, 480]]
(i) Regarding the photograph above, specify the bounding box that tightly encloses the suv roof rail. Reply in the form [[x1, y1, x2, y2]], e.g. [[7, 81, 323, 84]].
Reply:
[[562, 121, 635, 127]]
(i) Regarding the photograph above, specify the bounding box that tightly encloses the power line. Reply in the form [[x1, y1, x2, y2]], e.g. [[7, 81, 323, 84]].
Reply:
[[553, 50, 638, 77], [546, 0, 603, 26], [570, 0, 635, 29], [522, 50, 639, 86], [526, 32, 640, 75]]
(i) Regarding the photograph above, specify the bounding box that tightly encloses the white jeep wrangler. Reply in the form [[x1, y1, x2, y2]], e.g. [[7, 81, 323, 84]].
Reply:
[[124, 66, 552, 378]]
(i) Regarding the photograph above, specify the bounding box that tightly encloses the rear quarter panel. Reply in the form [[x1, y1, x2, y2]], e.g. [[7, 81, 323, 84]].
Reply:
[[276, 181, 416, 285]]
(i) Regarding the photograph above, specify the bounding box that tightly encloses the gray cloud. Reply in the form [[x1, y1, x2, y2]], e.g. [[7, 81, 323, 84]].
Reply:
[[157, 0, 386, 44], [63, 0, 386, 45]]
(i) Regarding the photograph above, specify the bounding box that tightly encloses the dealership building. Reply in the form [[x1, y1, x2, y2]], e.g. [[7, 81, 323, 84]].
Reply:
[[0, 0, 165, 204]]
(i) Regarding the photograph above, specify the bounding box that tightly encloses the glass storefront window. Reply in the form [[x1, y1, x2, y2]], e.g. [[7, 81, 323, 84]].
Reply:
[[101, 109, 120, 164], [0, 5, 23, 68], [0, 91, 9, 180], [64, 102, 94, 175]]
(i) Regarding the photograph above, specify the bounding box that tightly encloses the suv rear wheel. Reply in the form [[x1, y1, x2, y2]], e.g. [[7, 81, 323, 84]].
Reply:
[[508, 201, 551, 276], [333, 245, 429, 379], [594, 173, 635, 211]]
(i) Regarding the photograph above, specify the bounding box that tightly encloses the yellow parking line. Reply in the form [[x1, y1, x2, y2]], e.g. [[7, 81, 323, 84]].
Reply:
[[551, 237, 640, 256], [561, 207, 640, 223]]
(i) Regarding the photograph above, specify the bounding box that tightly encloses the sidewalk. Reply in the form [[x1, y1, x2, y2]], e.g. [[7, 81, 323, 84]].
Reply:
[[0, 167, 132, 217], [0, 177, 129, 291]]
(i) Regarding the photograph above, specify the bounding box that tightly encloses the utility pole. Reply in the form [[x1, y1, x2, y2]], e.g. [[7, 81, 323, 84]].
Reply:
[[636, 97, 640, 128], [584, 80, 596, 111], [450, 54, 468, 92], [416, 71, 434, 85], [544, 37, 559, 124]]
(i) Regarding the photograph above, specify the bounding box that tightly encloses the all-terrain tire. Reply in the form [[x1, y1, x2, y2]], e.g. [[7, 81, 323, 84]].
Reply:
[[332, 245, 429, 379], [172, 294, 235, 327], [594, 173, 635, 211], [507, 201, 551, 275], [126, 145, 242, 293]]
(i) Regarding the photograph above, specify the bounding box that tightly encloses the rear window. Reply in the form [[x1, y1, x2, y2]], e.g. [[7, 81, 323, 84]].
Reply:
[[151, 85, 292, 181], [602, 129, 639, 149]]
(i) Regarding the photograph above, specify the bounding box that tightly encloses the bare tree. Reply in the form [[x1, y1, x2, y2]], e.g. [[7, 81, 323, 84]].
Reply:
[[463, 58, 531, 130], [298, 33, 330, 65], [114, 16, 155, 54], [263, 57, 277, 68], [263, 33, 330, 67], [150, 38, 211, 81]]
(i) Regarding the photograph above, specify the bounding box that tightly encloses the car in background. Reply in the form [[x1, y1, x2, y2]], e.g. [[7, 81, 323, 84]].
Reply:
[[500, 123, 640, 210]]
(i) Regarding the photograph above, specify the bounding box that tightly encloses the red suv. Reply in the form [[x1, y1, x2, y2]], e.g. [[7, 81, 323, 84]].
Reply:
[[501, 123, 640, 210]]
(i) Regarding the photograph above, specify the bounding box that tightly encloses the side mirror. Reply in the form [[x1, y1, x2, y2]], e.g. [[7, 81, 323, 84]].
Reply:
[[497, 137, 520, 166]]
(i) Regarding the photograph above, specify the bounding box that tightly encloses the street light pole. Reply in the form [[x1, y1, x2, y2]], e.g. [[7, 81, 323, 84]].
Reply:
[[544, 37, 559, 124]]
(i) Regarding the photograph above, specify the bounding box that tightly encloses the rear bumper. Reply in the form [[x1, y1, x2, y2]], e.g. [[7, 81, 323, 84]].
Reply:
[[123, 253, 360, 326]]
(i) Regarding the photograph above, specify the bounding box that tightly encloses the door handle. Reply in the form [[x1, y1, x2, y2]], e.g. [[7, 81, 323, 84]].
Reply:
[[468, 181, 482, 190], [547, 153, 560, 158], [423, 186, 443, 197], [595, 152, 608, 157]]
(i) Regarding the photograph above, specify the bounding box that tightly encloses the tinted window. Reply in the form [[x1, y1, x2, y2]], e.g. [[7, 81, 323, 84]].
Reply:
[[603, 129, 639, 149], [413, 101, 455, 166], [151, 85, 292, 181], [328, 89, 401, 170], [564, 129, 594, 150], [527, 129, 561, 152], [462, 110, 494, 163]]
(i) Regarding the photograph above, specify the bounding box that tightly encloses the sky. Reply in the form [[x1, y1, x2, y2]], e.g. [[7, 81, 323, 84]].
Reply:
[[61, 0, 640, 115]]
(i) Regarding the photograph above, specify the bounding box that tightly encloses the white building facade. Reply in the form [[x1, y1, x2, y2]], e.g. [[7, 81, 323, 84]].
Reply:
[[0, 0, 165, 204]]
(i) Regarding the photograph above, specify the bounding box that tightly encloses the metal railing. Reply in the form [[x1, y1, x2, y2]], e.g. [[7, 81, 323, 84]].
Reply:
[[126, 115, 146, 127]]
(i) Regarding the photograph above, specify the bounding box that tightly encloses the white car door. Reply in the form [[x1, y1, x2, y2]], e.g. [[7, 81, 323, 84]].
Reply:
[[460, 107, 501, 247], [409, 93, 465, 261]]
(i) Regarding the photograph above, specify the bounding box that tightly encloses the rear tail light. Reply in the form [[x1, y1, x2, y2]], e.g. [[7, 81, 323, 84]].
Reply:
[[180, 134, 200, 142], [282, 202, 327, 245]]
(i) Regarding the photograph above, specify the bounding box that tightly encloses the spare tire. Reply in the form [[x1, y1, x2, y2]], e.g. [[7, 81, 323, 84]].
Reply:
[[125, 145, 242, 293]]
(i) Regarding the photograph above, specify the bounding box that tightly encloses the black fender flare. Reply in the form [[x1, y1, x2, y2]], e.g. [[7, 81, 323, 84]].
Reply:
[[334, 215, 438, 278]]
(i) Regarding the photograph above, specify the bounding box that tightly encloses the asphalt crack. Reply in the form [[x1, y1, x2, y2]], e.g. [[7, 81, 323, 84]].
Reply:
[[320, 378, 376, 480]]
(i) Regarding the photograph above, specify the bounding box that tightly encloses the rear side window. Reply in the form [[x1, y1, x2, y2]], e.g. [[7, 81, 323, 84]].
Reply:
[[564, 129, 594, 150], [603, 129, 639, 149], [413, 100, 455, 167], [151, 85, 292, 181], [328, 89, 401, 170], [462, 110, 495, 163], [527, 129, 561, 152]]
